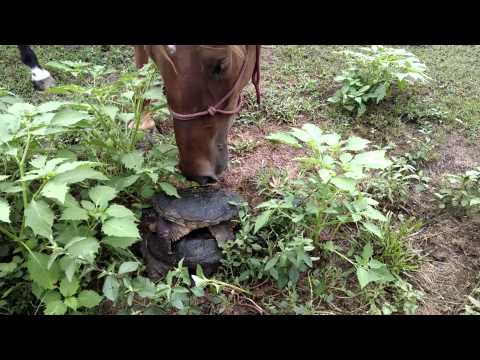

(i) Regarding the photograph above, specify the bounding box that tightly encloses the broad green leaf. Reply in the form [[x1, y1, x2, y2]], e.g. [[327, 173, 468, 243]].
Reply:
[[339, 152, 353, 164], [54, 161, 98, 175], [27, 252, 61, 290], [25, 199, 54, 240], [55, 167, 108, 184], [41, 180, 69, 204], [56, 150, 77, 161], [106, 175, 140, 192], [102, 106, 119, 121], [318, 169, 332, 183], [103, 236, 139, 249], [363, 206, 387, 222], [67, 237, 99, 263], [59, 256, 77, 282], [343, 137, 370, 151], [59, 276, 80, 297], [7, 102, 36, 116], [51, 109, 90, 127], [81, 201, 95, 211], [0, 199, 10, 223], [105, 204, 136, 219], [356, 267, 372, 289], [132, 276, 157, 298], [362, 243, 373, 261], [264, 256, 279, 271], [103, 275, 120, 302], [144, 87, 165, 100], [64, 297, 78, 311], [88, 185, 117, 208], [357, 263, 395, 289], [159, 182, 179, 198], [44, 300, 68, 315], [320, 133, 341, 146], [266, 132, 300, 148], [78, 290, 103, 309], [102, 218, 140, 239], [37, 101, 66, 113], [290, 128, 311, 143], [254, 210, 272, 234], [470, 198, 480, 206], [331, 176, 356, 193], [30, 155, 47, 169], [0, 114, 20, 144], [61, 206, 89, 221], [0, 261, 17, 276], [351, 150, 392, 169], [0, 182, 22, 194], [121, 151, 144, 172], [41, 289, 61, 304], [301, 123, 324, 145], [118, 261, 140, 275], [363, 222, 383, 239]]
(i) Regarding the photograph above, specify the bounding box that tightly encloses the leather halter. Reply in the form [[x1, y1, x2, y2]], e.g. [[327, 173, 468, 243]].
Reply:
[[168, 45, 261, 121]]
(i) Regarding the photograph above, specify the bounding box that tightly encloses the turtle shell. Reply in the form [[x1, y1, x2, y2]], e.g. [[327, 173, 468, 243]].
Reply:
[[152, 187, 243, 228]]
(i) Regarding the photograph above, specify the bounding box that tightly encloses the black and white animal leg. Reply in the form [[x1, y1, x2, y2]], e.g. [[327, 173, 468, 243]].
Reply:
[[17, 45, 56, 91]]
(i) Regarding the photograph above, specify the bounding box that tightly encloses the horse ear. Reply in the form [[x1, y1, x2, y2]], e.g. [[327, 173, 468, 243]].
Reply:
[[146, 46, 178, 75]]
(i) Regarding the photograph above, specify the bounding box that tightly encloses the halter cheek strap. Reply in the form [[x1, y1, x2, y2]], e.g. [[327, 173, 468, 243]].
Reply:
[[169, 45, 261, 121]]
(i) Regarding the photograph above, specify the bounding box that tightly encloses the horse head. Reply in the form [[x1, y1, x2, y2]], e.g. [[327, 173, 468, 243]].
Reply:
[[145, 45, 260, 185]]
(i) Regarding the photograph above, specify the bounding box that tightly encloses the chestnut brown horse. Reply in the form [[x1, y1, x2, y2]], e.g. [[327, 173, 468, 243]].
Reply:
[[134, 45, 261, 185]]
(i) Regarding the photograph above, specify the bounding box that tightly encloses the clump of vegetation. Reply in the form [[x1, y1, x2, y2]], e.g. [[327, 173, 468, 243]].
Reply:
[[221, 124, 423, 314], [435, 167, 480, 215], [328, 46, 431, 117], [366, 153, 430, 211], [0, 62, 183, 314]]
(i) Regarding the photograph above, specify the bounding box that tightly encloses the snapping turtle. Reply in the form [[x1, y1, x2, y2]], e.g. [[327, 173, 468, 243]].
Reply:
[[141, 187, 244, 279]]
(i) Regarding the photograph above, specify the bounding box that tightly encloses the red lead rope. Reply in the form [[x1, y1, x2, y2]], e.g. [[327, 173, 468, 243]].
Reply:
[[169, 45, 261, 121], [252, 45, 261, 105]]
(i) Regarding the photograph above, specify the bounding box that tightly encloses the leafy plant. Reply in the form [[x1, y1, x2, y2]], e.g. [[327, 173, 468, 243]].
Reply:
[[265, 123, 392, 241], [435, 167, 480, 214], [328, 46, 431, 117], [0, 62, 182, 315], [223, 124, 394, 291], [367, 154, 430, 210]]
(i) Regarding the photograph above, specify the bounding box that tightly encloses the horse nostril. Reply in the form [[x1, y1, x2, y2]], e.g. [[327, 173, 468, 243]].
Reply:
[[192, 175, 218, 186]]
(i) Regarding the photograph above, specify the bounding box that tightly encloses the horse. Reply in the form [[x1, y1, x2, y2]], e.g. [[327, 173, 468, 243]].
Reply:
[[17, 45, 111, 91], [134, 45, 261, 185], [17, 45, 261, 185]]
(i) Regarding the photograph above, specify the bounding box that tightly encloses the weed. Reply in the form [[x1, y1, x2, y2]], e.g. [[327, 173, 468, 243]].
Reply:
[[328, 46, 430, 117]]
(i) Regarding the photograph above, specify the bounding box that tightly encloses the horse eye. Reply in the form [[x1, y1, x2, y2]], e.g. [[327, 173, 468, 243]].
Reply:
[[211, 58, 228, 78]]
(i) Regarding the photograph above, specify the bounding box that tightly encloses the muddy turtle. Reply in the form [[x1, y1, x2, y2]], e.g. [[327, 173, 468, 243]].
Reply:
[[141, 187, 244, 279]]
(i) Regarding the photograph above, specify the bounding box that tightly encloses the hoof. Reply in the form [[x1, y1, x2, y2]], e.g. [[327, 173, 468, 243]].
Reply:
[[33, 77, 56, 91]]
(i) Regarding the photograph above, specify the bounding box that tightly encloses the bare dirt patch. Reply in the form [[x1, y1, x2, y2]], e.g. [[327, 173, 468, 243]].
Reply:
[[411, 215, 480, 314], [408, 129, 480, 314], [219, 123, 305, 206], [426, 130, 480, 182]]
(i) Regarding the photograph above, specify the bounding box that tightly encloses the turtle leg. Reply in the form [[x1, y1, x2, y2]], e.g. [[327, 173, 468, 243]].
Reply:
[[208, 222, 235, 247], [141, 234, 174, 280], [155, 218, 175, 255]]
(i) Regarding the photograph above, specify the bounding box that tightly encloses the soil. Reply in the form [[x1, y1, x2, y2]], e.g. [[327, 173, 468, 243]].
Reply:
[[409, 130, 480, 314]]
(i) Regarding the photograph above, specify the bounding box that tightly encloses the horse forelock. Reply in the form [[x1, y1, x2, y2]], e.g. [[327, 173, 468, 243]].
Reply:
[[156, 45, 247, 74]]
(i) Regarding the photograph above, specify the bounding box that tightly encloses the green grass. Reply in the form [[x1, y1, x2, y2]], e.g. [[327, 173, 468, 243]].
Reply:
[[0, 45, 134, 104]]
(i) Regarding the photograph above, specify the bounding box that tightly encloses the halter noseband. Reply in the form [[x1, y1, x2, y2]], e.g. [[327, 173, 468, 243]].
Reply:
[[168, 45, 261, 121]]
